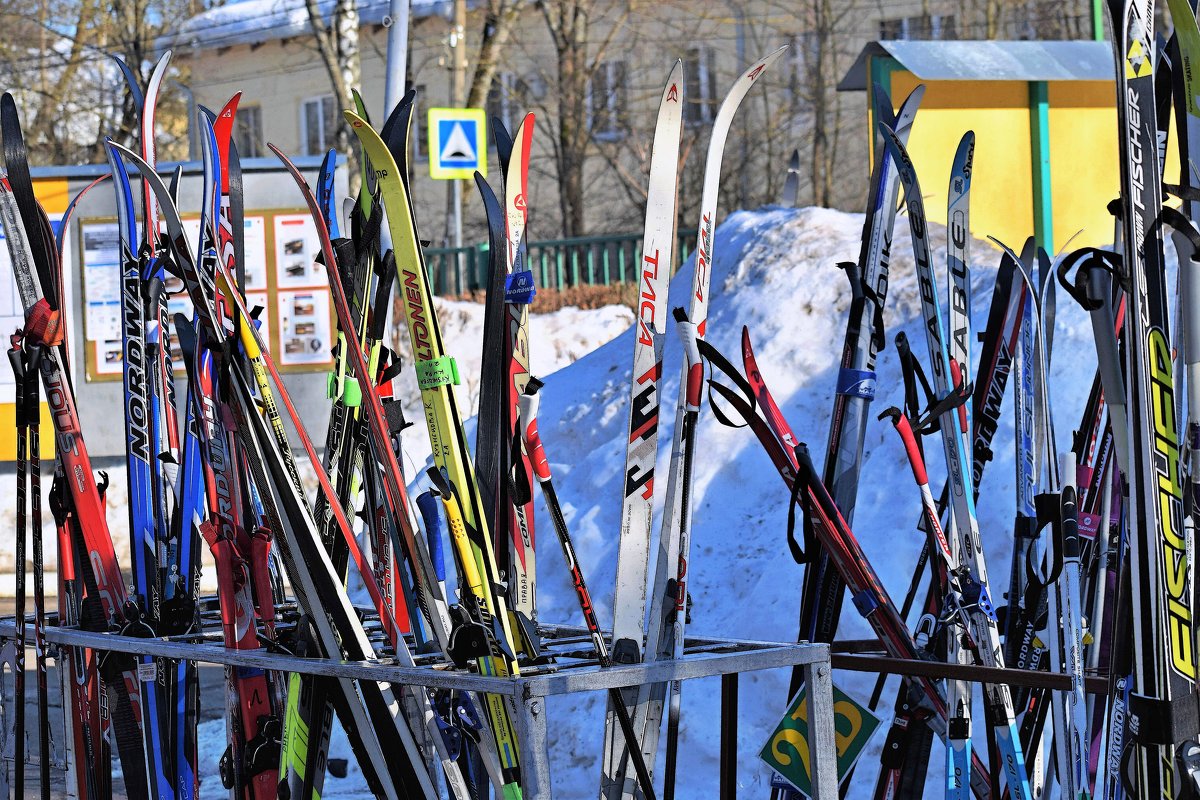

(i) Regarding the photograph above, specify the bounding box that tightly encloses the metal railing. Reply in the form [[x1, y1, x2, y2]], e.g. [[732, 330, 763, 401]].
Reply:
[[423, 231, 696, 296], [0, 617, 837, 799]]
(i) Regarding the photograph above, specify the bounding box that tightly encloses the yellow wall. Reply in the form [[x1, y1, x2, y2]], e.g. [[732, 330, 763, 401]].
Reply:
[[877, 70, 1135, 254], [890, 72, 1035, 253], [1047, 81, 1123, 250]]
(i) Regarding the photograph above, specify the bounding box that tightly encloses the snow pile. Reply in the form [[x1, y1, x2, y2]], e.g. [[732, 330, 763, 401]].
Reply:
[[512, 205, 1098, 796], [392, 297, 635, 470]]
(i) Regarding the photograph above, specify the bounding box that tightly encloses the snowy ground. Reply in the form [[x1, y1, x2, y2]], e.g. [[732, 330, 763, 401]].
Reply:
[[13, 204, 1114, 796]]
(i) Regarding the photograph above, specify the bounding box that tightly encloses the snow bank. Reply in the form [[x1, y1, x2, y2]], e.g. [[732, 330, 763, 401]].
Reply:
[[517, 205, 1099, 796]]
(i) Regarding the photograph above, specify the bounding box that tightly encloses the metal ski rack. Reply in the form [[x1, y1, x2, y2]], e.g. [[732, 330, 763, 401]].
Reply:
[[0, 614, 837, 799]]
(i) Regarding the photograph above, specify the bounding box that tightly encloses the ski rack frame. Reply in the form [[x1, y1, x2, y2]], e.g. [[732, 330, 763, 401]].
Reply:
[[0, 615, 837, 799]]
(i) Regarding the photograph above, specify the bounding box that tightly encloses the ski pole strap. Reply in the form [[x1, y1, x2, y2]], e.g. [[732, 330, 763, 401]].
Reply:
[[509, 430, 534, 504], [838, 259, 887, 352], [786, 443, 830, 565], [377, 353, 405, 389], [1057, 247, 1122, 311], [24, 299, 63, 347], [697, 339, 755, 430], [369, 252, 396, 342], [784, 453, 810, 565], [913, 379, 972, 436], [1161, 205, 1200, 254], [505, 270, 536, 305], [895, 332, 935, 427], [415, 355, 460, 389]]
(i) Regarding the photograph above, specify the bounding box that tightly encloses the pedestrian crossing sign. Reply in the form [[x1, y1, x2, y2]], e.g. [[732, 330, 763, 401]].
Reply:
[[428, 107, 487, 180]]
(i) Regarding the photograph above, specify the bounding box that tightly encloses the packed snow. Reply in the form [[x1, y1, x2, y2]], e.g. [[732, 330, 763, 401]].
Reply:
[[499, 204, 1102, 797]]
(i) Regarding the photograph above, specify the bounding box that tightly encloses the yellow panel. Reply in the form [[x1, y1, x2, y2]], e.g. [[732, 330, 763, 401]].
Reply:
[[0, 403, 56, 461], [890, 73, 1034, 251], [32, 177, 69, 216], [1047, 81, 1120, 249]]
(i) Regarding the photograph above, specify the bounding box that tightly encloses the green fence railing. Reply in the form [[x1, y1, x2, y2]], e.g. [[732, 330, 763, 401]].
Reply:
[[423, 231, 696, 296]]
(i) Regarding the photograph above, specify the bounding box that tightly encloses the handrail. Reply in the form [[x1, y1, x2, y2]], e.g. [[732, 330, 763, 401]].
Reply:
[[423, 231, 696, 295]]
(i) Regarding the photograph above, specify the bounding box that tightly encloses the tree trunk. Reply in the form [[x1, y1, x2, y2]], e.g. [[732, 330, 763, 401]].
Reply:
[[306, 0, 363, 197], [467, 0, 522, 109]]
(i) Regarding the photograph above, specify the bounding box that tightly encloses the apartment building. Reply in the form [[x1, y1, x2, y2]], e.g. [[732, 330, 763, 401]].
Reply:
[[162, 0, 1099, 242]]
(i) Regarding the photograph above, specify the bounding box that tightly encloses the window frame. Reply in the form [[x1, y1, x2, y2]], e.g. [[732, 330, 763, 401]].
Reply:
[[233, 103, 264, 159], [299, 94, 336, 156], [588, 59, 627, 141], [683, 47, 717, 127]]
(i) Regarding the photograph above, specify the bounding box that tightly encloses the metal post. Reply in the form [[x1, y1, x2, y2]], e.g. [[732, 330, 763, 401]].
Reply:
[[515, 681, 554, 799], [803, 656, 838, 799], [383, 0, 410, 117], [447, 0, 467, 293], [720, 673, 738, 799], [453, 178, 463, 293]]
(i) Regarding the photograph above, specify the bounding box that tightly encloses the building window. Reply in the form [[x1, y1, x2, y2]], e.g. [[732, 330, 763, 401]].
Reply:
[[684, 47, 717, 126], [880, 14, 956, 40], [487, 72, 529, 136], [234, 104, 263, 159], [588, 60, 626, 140], [301, 95, 337, 155]]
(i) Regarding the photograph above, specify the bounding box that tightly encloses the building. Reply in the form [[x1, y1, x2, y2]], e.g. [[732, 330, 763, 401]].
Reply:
[[160, 0, 1105, 246]]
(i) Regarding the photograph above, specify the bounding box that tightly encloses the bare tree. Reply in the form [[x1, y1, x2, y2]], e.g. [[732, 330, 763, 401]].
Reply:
[[536, 0, 630, 237], [306, 0, 362, 193], [467, 0, 525, 108], [796, 0, 852, 207], [0, 0, 197, 165]]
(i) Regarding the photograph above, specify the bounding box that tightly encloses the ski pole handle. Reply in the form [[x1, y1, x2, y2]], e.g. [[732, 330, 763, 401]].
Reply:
[[1060, 453, 1079, 562], [416, 490, 447, 584], [880, 407, 928, 486], [673, 307, 702, 411], [518, 377, 552, 483]]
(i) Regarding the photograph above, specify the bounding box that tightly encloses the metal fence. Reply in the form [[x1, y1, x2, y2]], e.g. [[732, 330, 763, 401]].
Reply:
[[423, 231, 696, 296]]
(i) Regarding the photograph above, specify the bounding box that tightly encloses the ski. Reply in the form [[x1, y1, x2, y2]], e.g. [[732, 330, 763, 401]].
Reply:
[[617, 48, 787, 798], [600, 59, 683, 800], [881, 125, 1034, 800]]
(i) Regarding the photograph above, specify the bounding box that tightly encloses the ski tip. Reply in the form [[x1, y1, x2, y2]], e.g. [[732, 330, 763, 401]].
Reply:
[[900, 83, 926, 113], [741, 45, 789, 82], [220, 92, 243, 115], [343, 109, 371, 132], [661, 60, 685, 102]]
